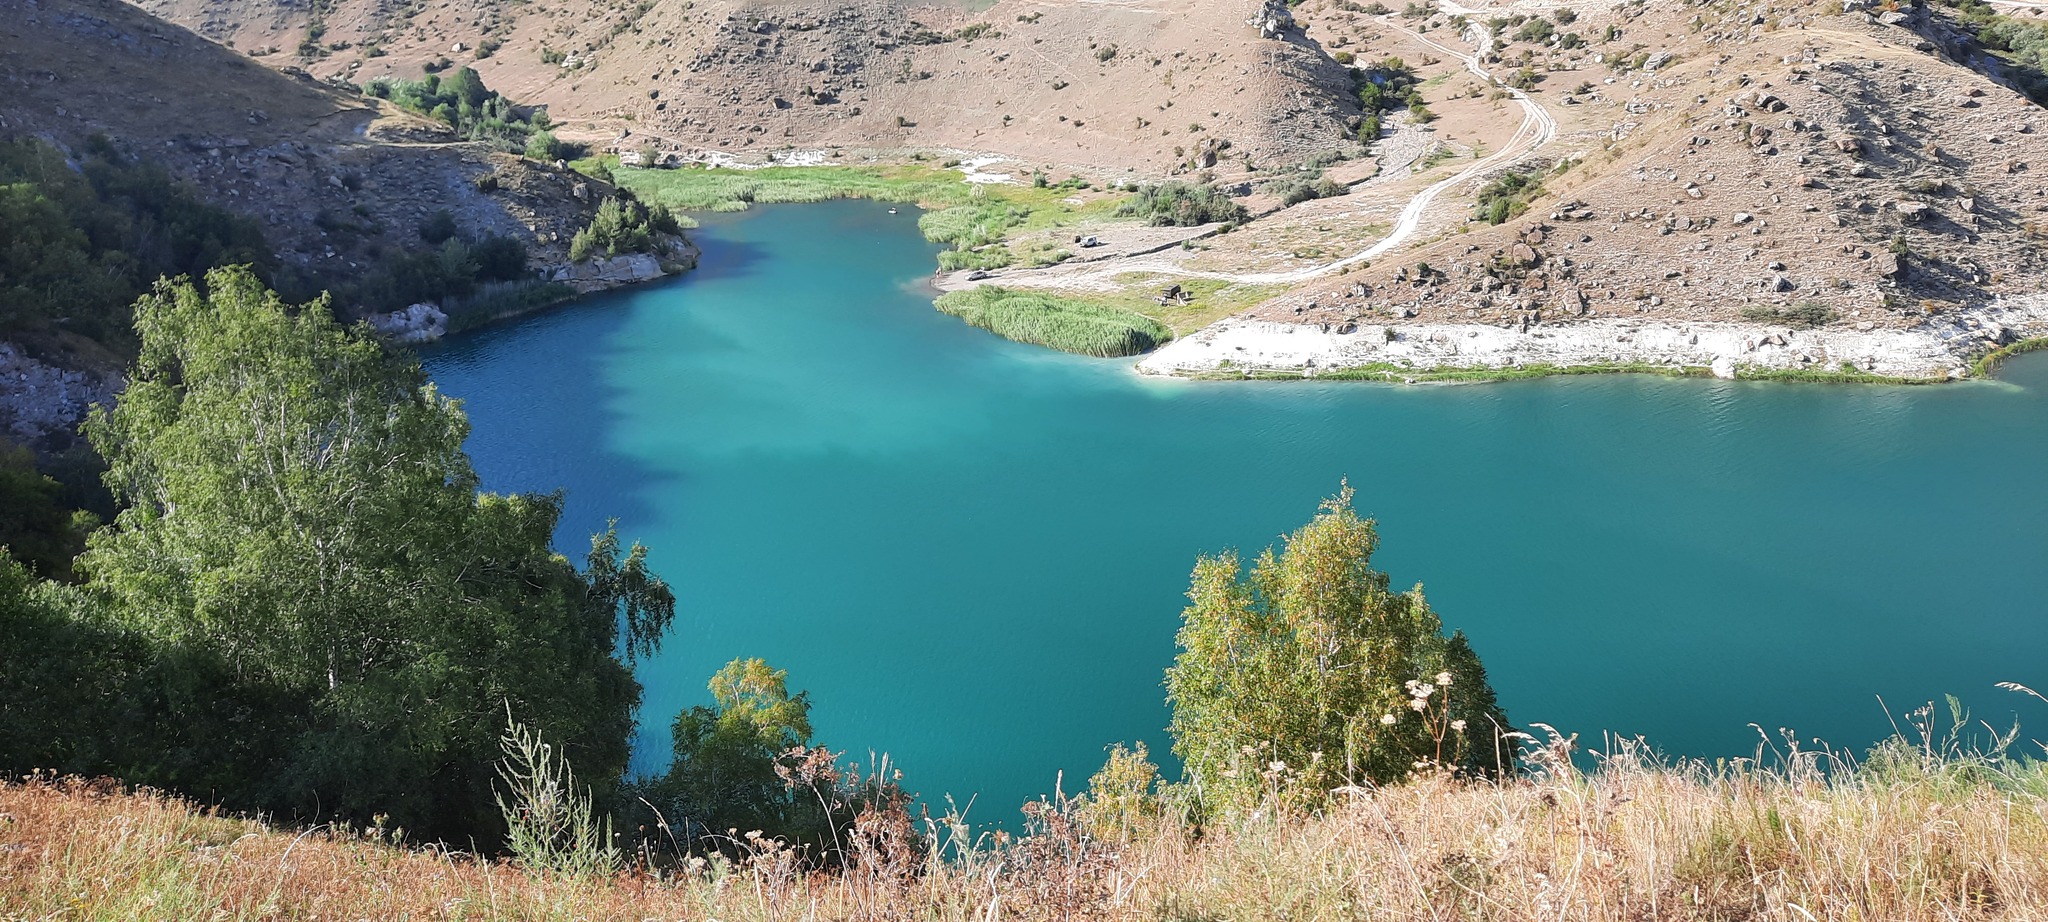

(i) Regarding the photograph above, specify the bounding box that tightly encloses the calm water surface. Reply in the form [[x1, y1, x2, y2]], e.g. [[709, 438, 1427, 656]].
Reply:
[[425, 200, 2048, 818]]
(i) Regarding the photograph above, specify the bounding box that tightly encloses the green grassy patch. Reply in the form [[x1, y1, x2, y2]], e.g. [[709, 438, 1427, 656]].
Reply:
[[616, 164, 1121, 270], [1969, 336, 2048, 378], [934, 287, 1172, 357], [616, 163, 976, 211], [1103, 276, 1285, 334]]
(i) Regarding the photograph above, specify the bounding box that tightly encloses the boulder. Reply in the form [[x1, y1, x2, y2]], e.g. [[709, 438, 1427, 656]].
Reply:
[[551, 253, 669, 286], [366, 302, 449, 344]]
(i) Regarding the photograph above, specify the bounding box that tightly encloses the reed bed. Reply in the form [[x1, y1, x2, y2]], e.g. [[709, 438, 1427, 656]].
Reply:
[[934, 287, 1173, 357], [614, 165, 974, 213], [9, 714, 2048, 922]]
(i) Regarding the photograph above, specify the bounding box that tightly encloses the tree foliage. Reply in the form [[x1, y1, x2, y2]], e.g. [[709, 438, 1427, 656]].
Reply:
[[642, 658, 825, 848], [0, 136, 271, 346], [362, 68, 576, 156], [1352, 58, 1422, 147], [568, 195, 682, 262], [22, 266, 679, 840], [0, 442, 93, 578], [1165, 485, 1513, 810]]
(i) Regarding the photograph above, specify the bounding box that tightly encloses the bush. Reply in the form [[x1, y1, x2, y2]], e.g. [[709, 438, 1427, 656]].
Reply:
[[1474, 168, 1545, 224], [1115, 183, 1250, 226], [568, 195, 683, 262], [1266, 174, 1349, 206], [523, 129, 564, 162], [1514, 18, 1556, 43], [339, 221, 537, 313], [419, 209, 460, 244], [0, 136, 272, 347], [1741, 302, 1838, 329], [934, 287, 1173, 357], [363, 68, 560, 155], [1352, 58, 1424, 147], [1165, 485, 1514, 811]]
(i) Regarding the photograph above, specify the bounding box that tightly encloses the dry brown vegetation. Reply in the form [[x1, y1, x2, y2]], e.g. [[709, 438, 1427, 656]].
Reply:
[[9, 720, 2048, 922]]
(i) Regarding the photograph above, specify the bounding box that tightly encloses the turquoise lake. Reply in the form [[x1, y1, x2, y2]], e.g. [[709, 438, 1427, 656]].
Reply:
[[425, 200, 2048, 820]]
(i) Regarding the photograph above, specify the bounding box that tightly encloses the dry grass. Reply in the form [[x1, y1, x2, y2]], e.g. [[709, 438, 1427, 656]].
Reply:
[[7, 730, 2048, 921]]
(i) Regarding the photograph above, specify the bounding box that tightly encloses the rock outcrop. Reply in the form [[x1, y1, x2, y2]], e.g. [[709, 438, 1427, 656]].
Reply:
[[365, 303, 449, 344]]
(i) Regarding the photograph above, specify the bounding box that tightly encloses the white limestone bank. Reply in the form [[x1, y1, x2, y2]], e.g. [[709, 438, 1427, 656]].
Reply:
[[1137, 297, 2048, 381]]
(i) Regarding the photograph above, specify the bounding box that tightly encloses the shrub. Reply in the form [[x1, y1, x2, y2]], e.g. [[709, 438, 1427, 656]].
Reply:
[[1741, 302, 1838, 329], [0, 136, 272, 347], [1353, 58, 1421, 146], [934, 287, 1172, 357], [1474, 168, 1545, 224], [363, 68, 557, 155], [1115, 182, 1250, 226], [637, 658, 831, 849], [524, 129, 563, 161], [419, 209, 460, 244], [568, 195, 683, 262], [1514, 18, 1556, 43], [1266, 174, 1349, 206], [1165, 485, 1514, 811]]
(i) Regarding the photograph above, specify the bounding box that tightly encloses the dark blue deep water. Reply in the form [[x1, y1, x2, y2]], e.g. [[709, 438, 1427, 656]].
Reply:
[[425, 200, 2048, 821]]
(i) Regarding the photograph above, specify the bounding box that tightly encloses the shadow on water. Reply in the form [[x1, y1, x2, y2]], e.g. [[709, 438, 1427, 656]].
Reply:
[[421, 280, 680, 551]]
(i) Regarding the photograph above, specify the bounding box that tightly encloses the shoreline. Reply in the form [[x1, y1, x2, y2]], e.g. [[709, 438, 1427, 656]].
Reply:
[[1135, 296, 2048, 384]]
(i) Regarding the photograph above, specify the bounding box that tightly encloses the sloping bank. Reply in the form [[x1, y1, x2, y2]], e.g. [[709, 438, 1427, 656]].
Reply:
[[1137, 296, 2048, 383]]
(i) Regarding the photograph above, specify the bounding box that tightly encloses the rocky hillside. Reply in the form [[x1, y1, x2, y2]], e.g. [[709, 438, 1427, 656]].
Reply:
[[129, 0, 1365, 176], [4, 0, 603, 290], [1261, 1, 2048, 342], [0, 0, 626, 444]]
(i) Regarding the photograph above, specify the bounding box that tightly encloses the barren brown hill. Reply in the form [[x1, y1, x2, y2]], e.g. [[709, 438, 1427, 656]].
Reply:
[[129, 0, 1365, 175], [1258, 1, 2048, 336]]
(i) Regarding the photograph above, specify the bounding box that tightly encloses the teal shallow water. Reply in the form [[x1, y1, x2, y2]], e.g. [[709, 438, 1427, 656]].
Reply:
[[426, 200, 2048, 819]]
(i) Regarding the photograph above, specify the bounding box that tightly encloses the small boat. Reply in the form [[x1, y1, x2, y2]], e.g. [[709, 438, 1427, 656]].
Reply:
[[888, 207, 899, 214]]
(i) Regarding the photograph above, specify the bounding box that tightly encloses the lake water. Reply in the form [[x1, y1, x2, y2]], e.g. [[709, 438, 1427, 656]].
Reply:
[[425, 200, 2048, 819]]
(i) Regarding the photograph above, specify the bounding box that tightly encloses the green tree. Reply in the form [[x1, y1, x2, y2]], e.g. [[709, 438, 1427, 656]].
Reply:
[[568, 195, 681, 262], [644, 658, 826, 848], [0, 442, 93, 579], [74, 267, 675, 839], [524, 129, 562, 162], [1164, 485, 1513, 810]]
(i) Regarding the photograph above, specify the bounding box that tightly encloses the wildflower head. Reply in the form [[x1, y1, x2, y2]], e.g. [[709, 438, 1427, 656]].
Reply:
[[1380, 713, 1397, 726], [1450, 719, 1467, 732]]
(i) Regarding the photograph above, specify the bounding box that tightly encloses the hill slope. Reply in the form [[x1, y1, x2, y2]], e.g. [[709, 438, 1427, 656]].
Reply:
[[129, 0, 1365, 176], [2, 0, 601, 290]]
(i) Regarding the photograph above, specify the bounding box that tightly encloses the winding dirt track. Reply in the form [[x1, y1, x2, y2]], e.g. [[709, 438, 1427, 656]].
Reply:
[[965, 6, 1560, 293]]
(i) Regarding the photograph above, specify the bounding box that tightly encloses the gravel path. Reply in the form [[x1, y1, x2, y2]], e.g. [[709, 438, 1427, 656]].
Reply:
[[941, 5, 1561, 295]]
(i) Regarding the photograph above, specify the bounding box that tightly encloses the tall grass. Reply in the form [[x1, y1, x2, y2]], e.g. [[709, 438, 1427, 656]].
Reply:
[[934, 287, 1172, 357], [10, 705, 2048, 921], [613, 165, 976, 212]]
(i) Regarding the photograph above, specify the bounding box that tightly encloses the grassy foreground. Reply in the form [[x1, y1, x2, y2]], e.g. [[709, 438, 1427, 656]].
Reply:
[[935, 287, 1173, 358], [8, 728, 2048, 921]]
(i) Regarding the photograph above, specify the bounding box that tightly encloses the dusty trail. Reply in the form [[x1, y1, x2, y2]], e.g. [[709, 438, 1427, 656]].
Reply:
[[959, 6, 1558, 294]]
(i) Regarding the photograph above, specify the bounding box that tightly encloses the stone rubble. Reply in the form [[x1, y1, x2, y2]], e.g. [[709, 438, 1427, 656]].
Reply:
[[1138, 295, 2048, 381]]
